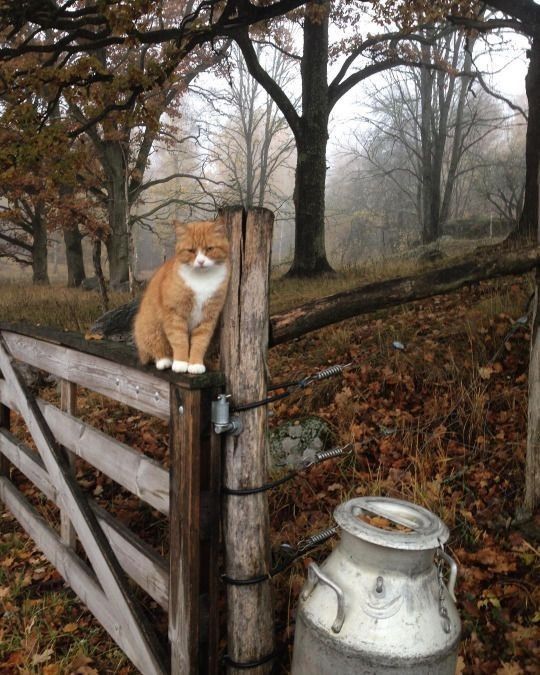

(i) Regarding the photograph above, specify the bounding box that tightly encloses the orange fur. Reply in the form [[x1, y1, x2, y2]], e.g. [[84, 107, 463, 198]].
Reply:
[[133, 218, 230, 374]]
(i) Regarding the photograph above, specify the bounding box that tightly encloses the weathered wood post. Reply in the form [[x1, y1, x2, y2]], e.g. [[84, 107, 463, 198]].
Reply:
[[60, 380, 77, 548], [220, 207, 275, 674], [525, 276, 540, 513], [0, 373, 9, 477], [524, 166, 540, 513], [169, 374, 223, 675]]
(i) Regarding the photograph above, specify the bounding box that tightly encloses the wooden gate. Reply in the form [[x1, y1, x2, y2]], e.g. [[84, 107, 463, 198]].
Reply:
[[0, 323, 223, 674]]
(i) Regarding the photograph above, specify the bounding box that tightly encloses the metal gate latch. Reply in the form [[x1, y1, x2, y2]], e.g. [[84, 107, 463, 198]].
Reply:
[[212, 394, 243, 435]]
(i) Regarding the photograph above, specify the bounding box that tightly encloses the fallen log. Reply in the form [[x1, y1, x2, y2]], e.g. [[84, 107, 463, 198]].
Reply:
[[86, 299, 140, 343], [269, 246, 540, 346], [88, 246, 540, 348]]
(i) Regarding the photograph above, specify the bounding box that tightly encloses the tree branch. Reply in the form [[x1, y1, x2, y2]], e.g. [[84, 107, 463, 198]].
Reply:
[[0, 231, 33, 252], [138, 172, 230, 194], [330, 57, 413, 110], [0, 1, 310, 59], [233, 27, 301, 138]]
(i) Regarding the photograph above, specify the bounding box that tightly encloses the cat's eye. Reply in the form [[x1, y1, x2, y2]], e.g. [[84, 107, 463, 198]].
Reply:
[[187, 248, 195, 254], [207, 246, 214, 252]]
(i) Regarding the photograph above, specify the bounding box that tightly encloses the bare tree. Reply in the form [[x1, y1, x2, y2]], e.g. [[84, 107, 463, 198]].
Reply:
[[129, 113, 232, 273], [192, 44, 295, 211], [346, 28, 514, 244], [450, 0, 540, 243], [473, 123, 526, 226], [232, 3, 493, 275]]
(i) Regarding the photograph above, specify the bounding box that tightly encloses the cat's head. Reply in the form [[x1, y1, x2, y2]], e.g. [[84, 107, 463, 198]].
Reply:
[[174, 217, 229, 269]]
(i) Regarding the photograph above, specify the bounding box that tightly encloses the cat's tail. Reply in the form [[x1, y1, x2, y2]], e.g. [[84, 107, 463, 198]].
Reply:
[[137, 347, 152, 365]]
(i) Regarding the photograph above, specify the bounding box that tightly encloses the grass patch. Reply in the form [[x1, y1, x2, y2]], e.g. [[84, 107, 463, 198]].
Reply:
[[269, 259, 421, 314], [0, 283, 132, 332]]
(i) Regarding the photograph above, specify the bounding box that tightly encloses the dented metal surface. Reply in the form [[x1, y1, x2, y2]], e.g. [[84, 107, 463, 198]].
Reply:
[[292, 497, 461, 675]]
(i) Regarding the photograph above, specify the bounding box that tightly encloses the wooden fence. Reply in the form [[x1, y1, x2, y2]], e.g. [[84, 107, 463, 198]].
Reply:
[[0, 323, 223, 674], [0, 207, 277, 675], [2, 205, 537, 675]]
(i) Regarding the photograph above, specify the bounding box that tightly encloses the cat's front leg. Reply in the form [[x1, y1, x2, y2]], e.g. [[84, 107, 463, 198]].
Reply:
[[163, 316, 190, 373], [188, 315, 219, 374]]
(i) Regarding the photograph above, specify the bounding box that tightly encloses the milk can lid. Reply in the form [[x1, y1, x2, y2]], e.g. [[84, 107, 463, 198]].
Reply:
[[334, 496, 449, 550]]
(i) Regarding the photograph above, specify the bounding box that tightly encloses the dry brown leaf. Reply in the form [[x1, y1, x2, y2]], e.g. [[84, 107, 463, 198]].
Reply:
[[3, 651, 25, 666], [496, 663, 524, 675], [67, 653, 94, 672], [31, 648, 54, 665], [478, 366, 493, 380], [473, 548, 517, 573], [43, 664, 61, 675]]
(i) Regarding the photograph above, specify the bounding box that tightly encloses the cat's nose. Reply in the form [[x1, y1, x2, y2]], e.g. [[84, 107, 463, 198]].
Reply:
[[195, 257, 206, 267]]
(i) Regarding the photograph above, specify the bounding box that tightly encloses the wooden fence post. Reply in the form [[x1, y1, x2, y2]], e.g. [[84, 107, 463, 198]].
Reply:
[[220, 207, 275, 674], [0, 374, 9, 477], [169, 380, 222, 675], [525, 276, 540, 513], [60, 380, 77, 548], [524, 165, 540, 513]]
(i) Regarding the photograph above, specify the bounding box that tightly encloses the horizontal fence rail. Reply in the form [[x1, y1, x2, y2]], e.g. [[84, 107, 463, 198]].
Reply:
[[0, 381, 169, 514], [0, 425, 169, 609], [0, 323, 224, 675]]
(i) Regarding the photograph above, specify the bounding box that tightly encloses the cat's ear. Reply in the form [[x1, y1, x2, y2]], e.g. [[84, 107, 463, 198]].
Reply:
[[173, 220, 187, 238]]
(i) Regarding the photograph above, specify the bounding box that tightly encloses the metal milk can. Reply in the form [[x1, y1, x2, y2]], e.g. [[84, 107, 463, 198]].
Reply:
[[291, 497, 461, 674]]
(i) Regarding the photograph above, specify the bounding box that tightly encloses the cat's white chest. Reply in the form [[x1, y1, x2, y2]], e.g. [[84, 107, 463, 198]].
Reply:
[[178, 263, 227, 329]]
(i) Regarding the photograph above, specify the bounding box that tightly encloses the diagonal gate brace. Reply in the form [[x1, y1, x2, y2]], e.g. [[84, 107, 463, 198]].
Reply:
[[0, 335, 168, 675]]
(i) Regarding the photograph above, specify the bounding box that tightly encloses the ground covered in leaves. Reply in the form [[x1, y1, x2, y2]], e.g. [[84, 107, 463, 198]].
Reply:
[[0, 275, 539, 673]]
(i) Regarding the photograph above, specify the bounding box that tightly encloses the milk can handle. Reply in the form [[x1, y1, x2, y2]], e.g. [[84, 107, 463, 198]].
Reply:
[[437, 550, 458, 601], [301, 562, 346, 633]]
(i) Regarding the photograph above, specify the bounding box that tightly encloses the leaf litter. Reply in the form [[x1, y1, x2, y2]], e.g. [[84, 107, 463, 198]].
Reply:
[[0, 275, 538, 673]]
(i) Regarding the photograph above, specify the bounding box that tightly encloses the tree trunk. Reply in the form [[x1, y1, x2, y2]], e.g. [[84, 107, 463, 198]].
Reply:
[[430, 60, 449, 238], [92, 239, 109, 312], [419, 53, 437, 245], [287, 1, 334, 277], [104, 142, 130, 288], [63, 225, 86, 287], [432, 35, 456, 231], [441, 33, 472, 224], [32, 209, 49, 285], [508, 37, 540, 244]]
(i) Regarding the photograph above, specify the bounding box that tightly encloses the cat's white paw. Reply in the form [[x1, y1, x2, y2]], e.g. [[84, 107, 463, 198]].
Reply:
[[155, 358, 172, 370], [187, 363, 206, 374], [172, 360, 189, 373]]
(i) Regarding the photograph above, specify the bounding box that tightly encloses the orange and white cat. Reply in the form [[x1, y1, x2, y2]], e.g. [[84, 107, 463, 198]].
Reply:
[[134, 217, 230, 374]]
